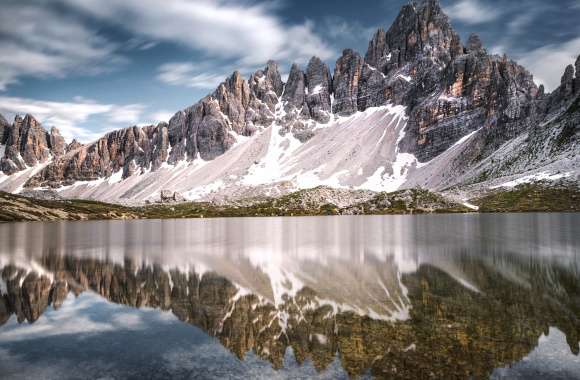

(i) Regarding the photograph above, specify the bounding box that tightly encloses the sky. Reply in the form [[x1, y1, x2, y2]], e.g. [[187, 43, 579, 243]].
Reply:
[[0, 0, 579, 143]]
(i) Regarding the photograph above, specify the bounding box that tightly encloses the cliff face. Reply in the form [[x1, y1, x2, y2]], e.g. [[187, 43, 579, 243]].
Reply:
[[1, 251, 579, 378], [0, 115, 66, 175], [0, 0, 577, 196]]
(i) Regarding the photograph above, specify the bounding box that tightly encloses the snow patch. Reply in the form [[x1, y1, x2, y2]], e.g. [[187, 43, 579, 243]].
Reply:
[[403, 343, 416, 352], [397, 74, 412, 82], [183, 179, 225, 200], [490, 171, 573, 189], [108, 169, 124, 185], [0, 277, 6, 295], [438, 93, 460, 102], [313, 333, 328, 345], [462, 201, 479, 211], [310, 84, 323, 95], [450, 128, 481, 150]]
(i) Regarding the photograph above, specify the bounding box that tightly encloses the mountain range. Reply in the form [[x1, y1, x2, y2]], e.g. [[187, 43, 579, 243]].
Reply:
[[0, 0, 578, 204]]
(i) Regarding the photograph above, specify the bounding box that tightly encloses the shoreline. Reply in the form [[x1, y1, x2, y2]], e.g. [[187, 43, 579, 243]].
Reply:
[[1, 183, 579, 223]]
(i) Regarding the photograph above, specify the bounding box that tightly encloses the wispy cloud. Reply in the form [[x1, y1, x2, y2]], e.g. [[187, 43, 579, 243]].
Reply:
[[0, 1, 124, 90], [319, 16, 378, 55], [125, 37, 159, 51], [149, 111, 176, 124], [108, 104, 147, 124], [62, 0, 334, 66], [444, 0, 503, 24], [157, 63, 226, 89], [0, 96, 146, 142]]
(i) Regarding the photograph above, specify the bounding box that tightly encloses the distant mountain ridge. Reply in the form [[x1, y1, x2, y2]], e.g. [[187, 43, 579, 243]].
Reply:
[[0, 0, 578, 202]]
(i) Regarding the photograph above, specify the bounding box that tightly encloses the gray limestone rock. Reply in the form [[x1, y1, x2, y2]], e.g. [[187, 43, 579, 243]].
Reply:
[[305, 56, 333, 122], [332, 49, 363, 115]]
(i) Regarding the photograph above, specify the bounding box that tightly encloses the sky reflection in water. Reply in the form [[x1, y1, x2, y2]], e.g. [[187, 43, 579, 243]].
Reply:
[[0, 213, 579, 379]]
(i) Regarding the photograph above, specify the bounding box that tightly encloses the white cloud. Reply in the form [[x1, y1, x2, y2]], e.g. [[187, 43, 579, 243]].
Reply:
[[0, 293, 116, 342], [0, 96, 146, 142], [444, 0, 503, 24], [322, 16, 377, 46], [108, 104, 147, 124], [149, 111, 176, 124], [157, 63, 226, 89], [62, 0, 334, 66], [516, 37, 580, 91], [0, 2, 123, 90]]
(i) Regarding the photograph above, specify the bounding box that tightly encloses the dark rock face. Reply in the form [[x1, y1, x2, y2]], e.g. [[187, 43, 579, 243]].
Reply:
[[332, 49, 363, 115], [0, 114, 66, 175], [466, 33, 483, 53], [362, 0, 539, 163], [0, 114, 8, 145], [66, 139, 83, 153], [305, 56, 333, 122], [365, 0, 462, 74], [407, 52, 539, 162], [283, 64, 307, 110], [526, 59, 580, 158], [49, 127, 66, 157], [561, 65, 576, 100], [575, 56, 580, 94]]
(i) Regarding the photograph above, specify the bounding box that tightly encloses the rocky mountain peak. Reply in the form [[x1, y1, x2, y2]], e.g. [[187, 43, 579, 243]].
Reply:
[[0, 114, 8, 145], [466, 33, 484, 53], [574, 55, 580, 95], [282, 63, 306, 109], [561, 64, 575, 99], [305, 56, 333, 122], [264, 60, 284, 97], [212, 70, 251, 134], [366, 0, 461, 75], [49, 127, 66, 157], [248, 60, 284, 112], [333, 49, 364, 115], [0, 114, 67, 175], [66, 139, 83, 153]]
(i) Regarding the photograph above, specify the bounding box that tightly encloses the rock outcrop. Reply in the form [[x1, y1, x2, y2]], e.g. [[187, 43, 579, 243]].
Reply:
[[0, 114, 8, 145], [305, 56, 333, 122], [332, 49, 364, 115], [0, 114, 66, 175], [160, 190, 185, 203]]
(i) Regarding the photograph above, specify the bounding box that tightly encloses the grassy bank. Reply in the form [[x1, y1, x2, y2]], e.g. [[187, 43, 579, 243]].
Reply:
[[1, 183, 578, 223], [0, 187, 473, 222], [472, 183, 580, 213]]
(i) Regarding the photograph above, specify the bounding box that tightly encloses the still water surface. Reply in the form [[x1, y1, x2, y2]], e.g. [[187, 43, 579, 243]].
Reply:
[[0, 214, 579, 379]]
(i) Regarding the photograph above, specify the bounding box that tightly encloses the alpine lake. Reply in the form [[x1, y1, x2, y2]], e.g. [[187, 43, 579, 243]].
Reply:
[[0, 213, 579, 379]]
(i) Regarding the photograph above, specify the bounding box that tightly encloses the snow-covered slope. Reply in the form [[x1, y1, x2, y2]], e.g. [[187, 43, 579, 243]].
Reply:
[[36, 105, 420, 203]]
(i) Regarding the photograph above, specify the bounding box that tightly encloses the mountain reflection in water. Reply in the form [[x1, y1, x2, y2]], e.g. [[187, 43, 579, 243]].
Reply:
[[0, 214, 579, 379]]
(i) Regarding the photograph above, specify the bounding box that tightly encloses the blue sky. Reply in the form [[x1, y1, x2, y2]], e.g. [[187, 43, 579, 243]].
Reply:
[[1, 0, 579, 142]]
